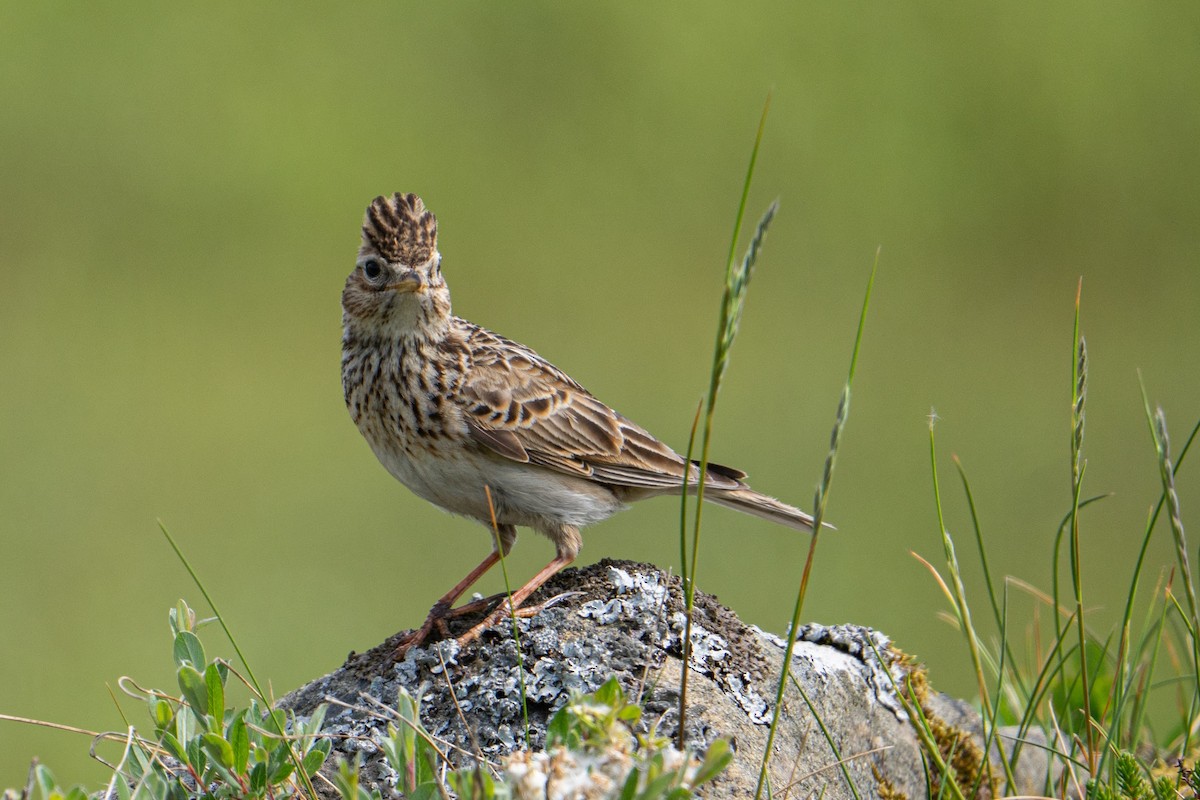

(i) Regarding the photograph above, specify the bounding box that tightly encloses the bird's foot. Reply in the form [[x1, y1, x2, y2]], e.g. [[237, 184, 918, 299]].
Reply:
[[452, 590, 583, 649], [390, 593, 535, 659], [392, 552, 578, 660], [391, 598, 456, 659]]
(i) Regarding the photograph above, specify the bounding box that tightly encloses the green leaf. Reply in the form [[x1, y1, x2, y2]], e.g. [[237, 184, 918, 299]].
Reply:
[[248, 762, 267, 794], [269, 760, 295, 786], [448, 768, 494, 800], [33, 764, 58, 797], [124, 744, 149, 782], [546, 707, 575, 748], [172, 630, 205, 668], [130, 767, 167, 800], [205, 661, 225, 724], [299, 703, 328, 738], [267, 743, 295, 784], [161, 731, 188, 762], [228, 713, 250, 775], [150, 697, 175, 732], [175, 697, 195, 742], [594, 676, 623, 708], [261, 707, 288, 738], [634, 770, 677, 799], [186, 736, 206, 774], [692, 738, 732, 786], [202, 732, 235, 770], [177, 664, 208, 717], [332, 757, 361, 800], [169, 600, 194, 637], [302, 740, 330, 777], [618, 767, 639, 800]]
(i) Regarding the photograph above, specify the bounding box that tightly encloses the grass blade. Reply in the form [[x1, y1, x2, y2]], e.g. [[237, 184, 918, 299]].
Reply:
[[679, 92, 773, 749], [753, 249, 877, 799]]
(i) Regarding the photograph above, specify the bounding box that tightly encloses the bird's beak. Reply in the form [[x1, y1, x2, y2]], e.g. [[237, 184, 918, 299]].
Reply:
[[387, 271, 424, 293]]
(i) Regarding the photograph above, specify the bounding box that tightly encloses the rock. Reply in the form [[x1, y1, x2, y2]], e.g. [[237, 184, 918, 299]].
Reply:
[[278, 559, 1051, 798]]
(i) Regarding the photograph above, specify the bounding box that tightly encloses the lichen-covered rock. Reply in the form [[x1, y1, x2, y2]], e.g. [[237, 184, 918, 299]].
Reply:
[[278, 559, 1050, 798]]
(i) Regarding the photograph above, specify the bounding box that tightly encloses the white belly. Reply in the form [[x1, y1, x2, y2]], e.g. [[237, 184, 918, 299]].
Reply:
[[370, 442, 626, 532]]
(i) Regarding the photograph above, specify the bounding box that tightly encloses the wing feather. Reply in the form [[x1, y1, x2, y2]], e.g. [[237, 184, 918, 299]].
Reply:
[[455, 322, 740, 491]]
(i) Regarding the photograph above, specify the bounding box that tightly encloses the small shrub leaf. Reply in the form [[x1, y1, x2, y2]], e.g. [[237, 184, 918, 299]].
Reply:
[[160, 731, 187, 763], [595, 676, 623, 707], [172, 630, 205, 668], [150, 697, 174, 732], [635, 770, 677, 799], [302, 739, 331, 777], [204, 661, 225, 723], [267, 742, 295, 784], [693, 739, 733, 786], [176, 664, 208, 717], [546, 707, 576, 749], [228, 713, 250, 775], [618, 768, 639, 800], [202, 732, 235, 770], [248, 761, 267, 794], [185, 736, 206, 774]]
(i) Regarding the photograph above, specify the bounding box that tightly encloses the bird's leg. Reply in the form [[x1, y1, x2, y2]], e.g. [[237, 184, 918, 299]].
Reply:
[[393, 524, 516, 657], [430, 590, 549, 625], [456, 526, 580, 648]]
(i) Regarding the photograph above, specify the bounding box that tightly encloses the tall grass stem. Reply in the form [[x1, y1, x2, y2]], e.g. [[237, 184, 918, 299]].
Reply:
[[678, 93, 772, 749], [753, 250, 877, 799]]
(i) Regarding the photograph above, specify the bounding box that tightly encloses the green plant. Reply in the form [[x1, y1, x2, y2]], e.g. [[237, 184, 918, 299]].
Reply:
[[677, 92, 773, 751], [1085, 751, 1179, 800], [6, 600, 330, 800], [8, 605, 729, 800], [916, 283, 1200, 797], [132, 600, 331, 799]]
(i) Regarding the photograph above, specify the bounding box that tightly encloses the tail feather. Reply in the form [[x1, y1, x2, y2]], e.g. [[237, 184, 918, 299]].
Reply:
[[707, 488, 829, 532], [694, 459, 748, 482]]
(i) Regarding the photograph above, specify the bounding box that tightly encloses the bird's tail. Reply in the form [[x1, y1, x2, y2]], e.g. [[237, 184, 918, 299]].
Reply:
[[706, 488, 827, 532]]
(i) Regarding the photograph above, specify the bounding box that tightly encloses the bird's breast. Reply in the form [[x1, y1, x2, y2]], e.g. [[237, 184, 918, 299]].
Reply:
[[342, 334, 467, 459]]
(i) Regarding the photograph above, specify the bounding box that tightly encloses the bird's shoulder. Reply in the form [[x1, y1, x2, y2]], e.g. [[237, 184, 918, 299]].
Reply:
[[445, 318, 718, 487], [447, 317, 603, 444], [450, 317, 586, 396]]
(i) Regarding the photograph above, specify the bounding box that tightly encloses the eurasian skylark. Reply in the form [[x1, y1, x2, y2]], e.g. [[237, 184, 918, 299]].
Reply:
[[341, 192, 815, 652]]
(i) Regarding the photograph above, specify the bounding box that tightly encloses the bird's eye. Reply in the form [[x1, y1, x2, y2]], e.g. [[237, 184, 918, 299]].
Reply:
[[361, 258, 384, 282]]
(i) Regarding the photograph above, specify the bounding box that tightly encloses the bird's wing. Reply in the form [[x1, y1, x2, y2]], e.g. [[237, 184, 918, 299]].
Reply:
[[455, 324, 742, 491]]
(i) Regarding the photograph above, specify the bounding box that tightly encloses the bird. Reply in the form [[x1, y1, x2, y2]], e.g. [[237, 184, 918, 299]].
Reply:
[[341, 192, 816, 653]]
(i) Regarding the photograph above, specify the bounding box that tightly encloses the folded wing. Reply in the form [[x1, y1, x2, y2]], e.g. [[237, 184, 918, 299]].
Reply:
[[457, 325, 742, 492]]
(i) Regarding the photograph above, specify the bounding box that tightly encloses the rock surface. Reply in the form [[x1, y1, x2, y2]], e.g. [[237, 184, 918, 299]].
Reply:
[[279, 559, 1050, 798]]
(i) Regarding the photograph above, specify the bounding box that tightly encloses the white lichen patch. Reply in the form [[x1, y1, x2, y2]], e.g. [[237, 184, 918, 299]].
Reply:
[[758, 622, 908, 720], [578, 566, 670, 631], [669, 611, 730, 671], [724, 670, 771, 723]]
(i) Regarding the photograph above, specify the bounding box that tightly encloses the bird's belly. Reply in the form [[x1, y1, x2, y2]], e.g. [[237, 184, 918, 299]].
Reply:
[[371, 444, 625, 530]]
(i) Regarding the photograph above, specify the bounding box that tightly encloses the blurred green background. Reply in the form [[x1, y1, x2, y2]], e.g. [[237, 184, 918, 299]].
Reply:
[[2, 2, 1198, 787]]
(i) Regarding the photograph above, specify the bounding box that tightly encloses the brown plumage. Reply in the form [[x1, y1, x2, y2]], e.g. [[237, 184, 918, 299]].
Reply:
[[341, 192, 816, 653]]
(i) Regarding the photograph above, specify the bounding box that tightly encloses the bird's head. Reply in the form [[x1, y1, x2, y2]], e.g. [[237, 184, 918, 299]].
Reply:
[[342, 192, 451, 337]]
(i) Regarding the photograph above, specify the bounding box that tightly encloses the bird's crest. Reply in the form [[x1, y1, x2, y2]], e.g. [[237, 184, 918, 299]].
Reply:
[[362, 192, 438, 266]]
